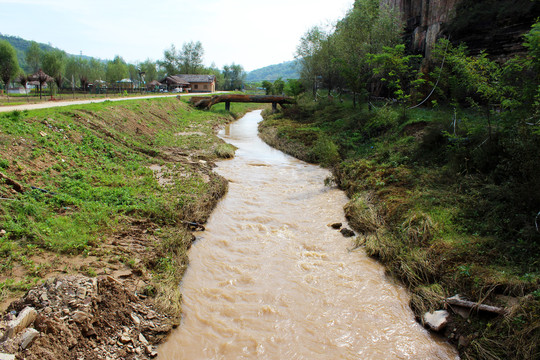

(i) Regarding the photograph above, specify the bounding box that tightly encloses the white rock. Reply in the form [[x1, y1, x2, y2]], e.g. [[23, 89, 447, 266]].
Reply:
[[6, 307, 37, 338], [0, 354, 16, 360], [138, 333, 148, 345], [423, 310, 450, 332], [20, 328, 39, 349], [120, 335, 131, 344], [130, 313, 141, 326], [146, 345, 158, 358]]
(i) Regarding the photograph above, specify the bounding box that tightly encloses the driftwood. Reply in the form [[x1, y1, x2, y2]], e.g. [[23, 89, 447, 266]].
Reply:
[[189, 94, 295, 110], [0, 172, 25, 193], [446, 295, 507, 315]]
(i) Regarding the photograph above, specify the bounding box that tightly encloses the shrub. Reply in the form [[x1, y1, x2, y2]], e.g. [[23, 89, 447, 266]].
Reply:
[[309, 135, 340, 166]]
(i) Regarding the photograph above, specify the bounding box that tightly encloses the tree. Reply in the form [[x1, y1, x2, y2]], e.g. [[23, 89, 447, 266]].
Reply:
[[42, 49, 66, 96], [524, 21, 540, 71], [284, 79, 304, 98], [0, 40, 20, 102], [222, 63, 246, 90], [261, 80, 273, 95], [159, 44, 180, 75], [25, 41, 41, 73], [18, 72, 29, 101], [88, 58, 106, 83], [179, 41, 204, 74], [368, 44, 425, 111], [333, 0, 402, 106], [207, 62, 224, 90], [139, 59, 158, 83], [106, 56, 128, 85], [273, 77, 285, 95], [296, 26, 328, 97]]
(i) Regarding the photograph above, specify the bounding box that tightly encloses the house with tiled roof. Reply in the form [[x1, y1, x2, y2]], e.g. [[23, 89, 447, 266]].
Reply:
[[159, 74, 216, 93], [175, 74, 216, 93]]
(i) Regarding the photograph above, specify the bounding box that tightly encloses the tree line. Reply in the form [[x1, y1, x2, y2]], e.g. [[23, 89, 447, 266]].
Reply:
[[0, 39, 247, 95], [294, 0, 539, 117]]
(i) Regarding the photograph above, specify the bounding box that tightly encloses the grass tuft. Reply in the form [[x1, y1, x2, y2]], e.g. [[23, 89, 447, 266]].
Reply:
[[214, 142, 237, 158]]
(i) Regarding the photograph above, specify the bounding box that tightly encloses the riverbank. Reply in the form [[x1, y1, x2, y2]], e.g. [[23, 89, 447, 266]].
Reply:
[[259, 99, 539, 359], [0, 97, 263, 358]]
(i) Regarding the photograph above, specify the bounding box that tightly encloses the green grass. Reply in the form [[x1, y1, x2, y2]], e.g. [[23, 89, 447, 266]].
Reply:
[[0, 96, 262, 312]]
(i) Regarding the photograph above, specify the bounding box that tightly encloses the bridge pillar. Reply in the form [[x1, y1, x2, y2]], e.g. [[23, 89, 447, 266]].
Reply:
[[272, 102, 277, 113], [225, 101, 231, 111]]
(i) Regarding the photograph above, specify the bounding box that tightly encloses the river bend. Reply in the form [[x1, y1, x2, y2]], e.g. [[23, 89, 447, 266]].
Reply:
[[158, 110, 458, 360]]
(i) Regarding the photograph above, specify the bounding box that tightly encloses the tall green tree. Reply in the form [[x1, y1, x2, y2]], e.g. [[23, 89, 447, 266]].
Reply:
[[139, 59, 158, 83], [333, 0, 402, 106], [65, 57, 85, 89], [106, 56, 128, 84], [179, 41, 204, 74], [42, 49, 66, 94], [284, 79, 304, 98], [261, 80, 273, 95], [0, 40, 20, 101], [159, 44, 180, 75], [273, 77, 285, 95], [222, 63, 246, 90], [207, 62, 224, 90], [368, 44, 425, 109], [317, 33, 342, 95], [88, 58, 106, 83], [25, 41, 41, 73], [296, 26, 328, 97]]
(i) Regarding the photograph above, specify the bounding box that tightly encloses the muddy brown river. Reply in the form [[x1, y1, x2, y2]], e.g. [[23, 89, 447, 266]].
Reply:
[[158, 110, 458, 359]]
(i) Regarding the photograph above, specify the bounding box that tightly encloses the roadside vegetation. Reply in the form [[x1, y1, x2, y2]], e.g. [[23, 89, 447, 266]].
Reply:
[[0, 35, 247, 105], [0, 96, 261, 316], [260, 1, 539, 359]]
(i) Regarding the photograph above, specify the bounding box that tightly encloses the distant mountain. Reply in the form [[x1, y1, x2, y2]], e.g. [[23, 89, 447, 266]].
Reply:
[[246, 60, 299, 82], [0, 33, 99, 73]]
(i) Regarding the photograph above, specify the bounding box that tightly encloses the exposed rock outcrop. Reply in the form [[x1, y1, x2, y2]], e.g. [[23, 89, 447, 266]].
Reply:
[[0, 276, 175, 360], [382, 0, 540, 59], [383, 0, 461, 57]]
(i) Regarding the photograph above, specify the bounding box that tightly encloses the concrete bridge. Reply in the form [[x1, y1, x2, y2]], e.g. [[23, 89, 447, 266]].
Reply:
[[189, 94, 295, 112]]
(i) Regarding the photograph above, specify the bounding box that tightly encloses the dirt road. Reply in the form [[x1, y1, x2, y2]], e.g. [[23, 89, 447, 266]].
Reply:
[[0, 92, 212, 113]]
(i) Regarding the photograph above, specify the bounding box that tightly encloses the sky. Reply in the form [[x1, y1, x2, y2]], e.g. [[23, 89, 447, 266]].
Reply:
[[0, 0, 354, 71]]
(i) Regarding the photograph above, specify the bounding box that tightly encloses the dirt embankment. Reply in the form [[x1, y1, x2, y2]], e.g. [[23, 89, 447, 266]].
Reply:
[[1, 275, 172, 360]]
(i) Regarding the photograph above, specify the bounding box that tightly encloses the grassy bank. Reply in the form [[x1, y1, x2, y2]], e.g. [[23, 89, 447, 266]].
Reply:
[[259, 98, 539, 359], [0, 96, 262, 316]]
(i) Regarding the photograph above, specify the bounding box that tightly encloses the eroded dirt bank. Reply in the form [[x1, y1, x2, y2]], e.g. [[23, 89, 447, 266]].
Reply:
[[1, 276, 172, 359]]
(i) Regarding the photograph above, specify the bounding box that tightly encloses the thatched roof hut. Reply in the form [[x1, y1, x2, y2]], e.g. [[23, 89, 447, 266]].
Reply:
[[28, 69, 53, 84], [28, 69, 53, 99]]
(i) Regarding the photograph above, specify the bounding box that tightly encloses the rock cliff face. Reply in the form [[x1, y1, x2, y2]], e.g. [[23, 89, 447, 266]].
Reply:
[[382, 0, 461, 57], [382, 0, 540, 59]]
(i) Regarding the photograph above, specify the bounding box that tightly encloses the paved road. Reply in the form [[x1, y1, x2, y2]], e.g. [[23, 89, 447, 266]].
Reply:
[[0, 92, 211, 113]]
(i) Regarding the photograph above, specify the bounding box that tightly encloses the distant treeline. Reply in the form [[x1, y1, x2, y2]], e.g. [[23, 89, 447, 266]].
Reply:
[[0, 36, 247, 92]]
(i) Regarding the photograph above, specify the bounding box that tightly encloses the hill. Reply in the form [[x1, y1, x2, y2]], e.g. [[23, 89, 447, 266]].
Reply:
[[0, 33, 99, 73], [246, 60, 299, 82]]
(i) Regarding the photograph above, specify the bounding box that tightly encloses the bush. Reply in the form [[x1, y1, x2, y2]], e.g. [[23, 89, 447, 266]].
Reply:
[[309, 135, 340, 166]]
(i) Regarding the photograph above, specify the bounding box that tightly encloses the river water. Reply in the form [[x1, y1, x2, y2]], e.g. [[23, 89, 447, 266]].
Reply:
[[158, 110, 458, 360]]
